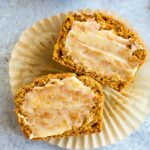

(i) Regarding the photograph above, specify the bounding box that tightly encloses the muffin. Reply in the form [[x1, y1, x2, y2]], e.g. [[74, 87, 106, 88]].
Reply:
[[15, 73, 104, 139], [53, 11, 146, 91]]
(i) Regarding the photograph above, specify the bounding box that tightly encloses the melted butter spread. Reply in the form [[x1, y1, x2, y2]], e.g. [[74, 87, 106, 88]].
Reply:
[[22, 76, 96, 139], [65, 20, 141, 81]]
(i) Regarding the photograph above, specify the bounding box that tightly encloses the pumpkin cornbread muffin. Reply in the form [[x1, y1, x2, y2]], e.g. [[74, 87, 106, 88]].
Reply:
[[15, 73, 104, 139], [53, 11, 147, 91]]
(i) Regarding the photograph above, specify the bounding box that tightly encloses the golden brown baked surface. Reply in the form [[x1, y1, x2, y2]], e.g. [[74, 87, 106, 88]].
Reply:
[[15, 73, 104, 140], [53, 11, 147, 91]]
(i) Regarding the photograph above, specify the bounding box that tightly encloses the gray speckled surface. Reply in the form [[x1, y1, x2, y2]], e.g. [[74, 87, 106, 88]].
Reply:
[[0, 0, 150, 150]]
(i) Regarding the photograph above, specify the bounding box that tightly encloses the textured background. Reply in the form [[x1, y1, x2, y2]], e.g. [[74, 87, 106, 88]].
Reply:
[[0, 0, 150, 150]]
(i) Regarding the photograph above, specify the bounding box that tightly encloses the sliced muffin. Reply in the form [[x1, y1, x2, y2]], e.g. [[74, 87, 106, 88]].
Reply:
[[15, 73, 104, 139], [53, 11, 146, 91]]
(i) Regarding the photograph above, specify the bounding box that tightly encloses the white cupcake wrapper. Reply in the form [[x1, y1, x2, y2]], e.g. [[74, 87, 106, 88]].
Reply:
[[9, 10, 150, 149]]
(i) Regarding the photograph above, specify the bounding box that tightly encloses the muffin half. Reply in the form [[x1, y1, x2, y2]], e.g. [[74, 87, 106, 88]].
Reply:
[[53, 11, 146, 91], [15, 73, 104, 139]]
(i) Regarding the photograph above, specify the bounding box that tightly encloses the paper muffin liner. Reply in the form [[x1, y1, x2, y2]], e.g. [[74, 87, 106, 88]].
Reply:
[[9, 10, 150, 149]]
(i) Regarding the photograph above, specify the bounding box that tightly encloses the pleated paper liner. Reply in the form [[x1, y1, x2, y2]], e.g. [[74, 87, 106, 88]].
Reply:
[[9, 10, 150, 149]]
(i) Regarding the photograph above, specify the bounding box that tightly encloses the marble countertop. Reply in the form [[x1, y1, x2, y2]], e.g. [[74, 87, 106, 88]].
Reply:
[[0, 0, 150, 150]]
